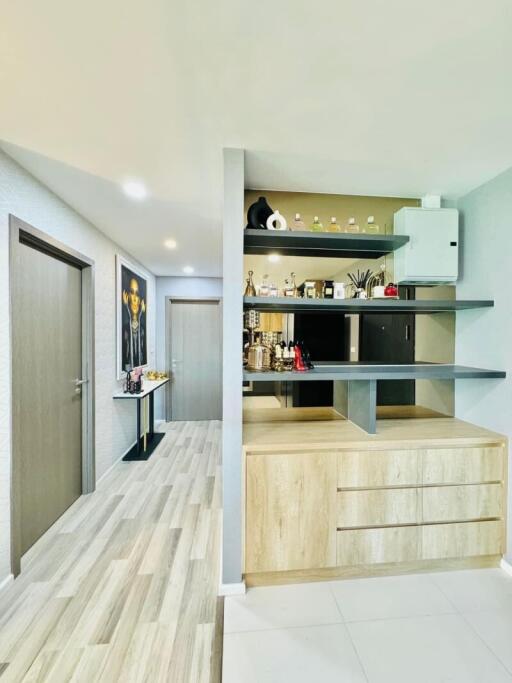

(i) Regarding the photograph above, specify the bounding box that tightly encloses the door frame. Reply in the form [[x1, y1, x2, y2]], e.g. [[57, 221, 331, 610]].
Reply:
[[165, 296, 222, 421], [9, 215, 95, 575]]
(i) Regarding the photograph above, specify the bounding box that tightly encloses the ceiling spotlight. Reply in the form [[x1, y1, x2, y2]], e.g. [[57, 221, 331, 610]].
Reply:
[[164, 239, 177, 249], [183, 266, 194, 275], [122, 179, 148, 200], [268, 253, 280, 263]]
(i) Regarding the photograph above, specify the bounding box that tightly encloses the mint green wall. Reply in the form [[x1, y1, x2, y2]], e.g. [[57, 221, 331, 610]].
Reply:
[[455, 166, 512, 558]]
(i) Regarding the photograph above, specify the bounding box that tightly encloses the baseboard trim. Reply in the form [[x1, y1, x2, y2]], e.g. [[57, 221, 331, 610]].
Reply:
[[219, 581, 246, 596], [245, 555, 502, 587], [96, 436, 141, 486], [500, 557, 512, 577], [0, 574, 14, 594]]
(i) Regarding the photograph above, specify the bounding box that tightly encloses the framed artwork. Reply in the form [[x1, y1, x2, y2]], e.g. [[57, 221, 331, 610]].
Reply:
[[116, 255, 149, 378]]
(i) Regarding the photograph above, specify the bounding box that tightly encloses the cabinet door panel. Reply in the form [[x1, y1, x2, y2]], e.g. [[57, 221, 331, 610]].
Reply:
[[421, 521, 503, 560], [246, 452, 337, 573], [338, 450, 420, 489], [422, 447, 503, 485], [337, 526, 419, 566], [422, 484, 503, 523], [337, 488, 419, 528]]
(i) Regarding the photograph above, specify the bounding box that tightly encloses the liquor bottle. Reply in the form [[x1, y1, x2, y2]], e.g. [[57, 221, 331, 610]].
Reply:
[[244, 270, 256, 297], [346, 217, 360, 233], [366, 216, 380, 234], [292, 213, 306, 231], [259, 274, 270, 297], [327, 216, 341, 233], [310, 216, 323, 232]]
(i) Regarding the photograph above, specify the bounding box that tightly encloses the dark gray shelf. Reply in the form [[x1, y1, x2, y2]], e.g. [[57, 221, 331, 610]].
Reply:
[[244, 229, 409, 259], [243, 296, 494, 314], [243, 363, 506, 382]]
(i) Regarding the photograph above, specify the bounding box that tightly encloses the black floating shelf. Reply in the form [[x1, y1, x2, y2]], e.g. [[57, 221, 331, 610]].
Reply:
[[243, 296, 494, 314], [243, 363, 506, 382], [243, 228, 409, 259]]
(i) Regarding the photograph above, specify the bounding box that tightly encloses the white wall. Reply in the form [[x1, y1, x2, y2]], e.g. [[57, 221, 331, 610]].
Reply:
[[455, 165, 512, 557], [0, 149, 156, 582], [154, 276, 223, 420]]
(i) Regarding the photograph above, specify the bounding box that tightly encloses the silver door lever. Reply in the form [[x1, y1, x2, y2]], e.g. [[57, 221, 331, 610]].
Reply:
[[74, 378, 88, 386]]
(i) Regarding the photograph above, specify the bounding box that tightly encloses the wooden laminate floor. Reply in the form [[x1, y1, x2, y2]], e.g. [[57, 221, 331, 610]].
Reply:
[[0, 420, 223, 683]]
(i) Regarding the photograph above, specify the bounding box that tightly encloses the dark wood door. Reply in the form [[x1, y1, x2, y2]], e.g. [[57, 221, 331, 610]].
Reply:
[[359, 313, 415, 405]]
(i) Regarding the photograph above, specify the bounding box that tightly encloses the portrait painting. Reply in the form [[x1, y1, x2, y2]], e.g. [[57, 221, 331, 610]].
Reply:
[[116, 255, 149, 378]]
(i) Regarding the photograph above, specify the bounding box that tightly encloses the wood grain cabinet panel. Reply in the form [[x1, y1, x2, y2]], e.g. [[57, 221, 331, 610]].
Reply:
[[422, 447, 504, 485], [338, 450, 420, 489], [246, 452, 337, 573], [421, 521, 503, 560], [337, 526, 419, 566], [337, 488, 419, 529], [422, 484, 503, 523]]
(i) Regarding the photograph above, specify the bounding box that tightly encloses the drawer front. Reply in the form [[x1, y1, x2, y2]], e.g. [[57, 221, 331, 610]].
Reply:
[[338, 450, 420, 489], [421, 521, 503, 560], [422, 484, 503, 523], [337, 526, 419, 566], [337, 488, 419, 529], [422, 447, 503, 485]]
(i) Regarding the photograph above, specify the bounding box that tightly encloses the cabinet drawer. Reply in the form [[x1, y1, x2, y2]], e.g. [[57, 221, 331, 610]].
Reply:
[[421, 521, 503, 560], [337, 526, 419, 566], [338, 450, 420, 489], [422, 484, 503, 523], [337, 488, 419, 528], [422, 447, 503, 485]]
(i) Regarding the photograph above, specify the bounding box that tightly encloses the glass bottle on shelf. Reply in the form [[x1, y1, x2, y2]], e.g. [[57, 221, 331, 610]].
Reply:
[[284, 272, 297, 297], [259, 274, 270, 297], [292, 213, 306, 231], [346, 217, 359, 233], [310, 216, 323, 232], [327, 216, 342, 233], [244, 269, 256, 297], [366, 215, 380, 234]]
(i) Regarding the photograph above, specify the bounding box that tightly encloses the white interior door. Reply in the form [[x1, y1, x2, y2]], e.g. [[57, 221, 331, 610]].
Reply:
[[169, 299, 222, 420]]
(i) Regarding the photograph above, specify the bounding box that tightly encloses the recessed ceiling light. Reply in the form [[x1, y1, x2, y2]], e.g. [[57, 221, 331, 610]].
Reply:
[[183, 266, 194, 275], [164, 239, 177, 249], [268, 253, 280, 263], [122, 179, 148, 200]]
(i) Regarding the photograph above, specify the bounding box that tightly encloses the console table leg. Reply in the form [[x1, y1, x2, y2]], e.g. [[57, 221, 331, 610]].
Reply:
[[136, 399, 141, 456]]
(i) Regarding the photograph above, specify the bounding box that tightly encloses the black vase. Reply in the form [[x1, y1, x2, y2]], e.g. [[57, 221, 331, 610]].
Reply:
[[246, 196, 273, 230]]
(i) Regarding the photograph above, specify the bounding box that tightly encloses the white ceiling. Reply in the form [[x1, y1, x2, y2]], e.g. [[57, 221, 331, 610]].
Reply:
[[2, 0, 512, 276]]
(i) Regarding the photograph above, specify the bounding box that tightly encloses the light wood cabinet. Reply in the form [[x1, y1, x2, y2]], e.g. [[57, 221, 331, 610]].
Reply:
[[245, 451, 337, 573], [338, 449, 420, 488], [337, 488, 419, 528], [244, 425, 507, 581]]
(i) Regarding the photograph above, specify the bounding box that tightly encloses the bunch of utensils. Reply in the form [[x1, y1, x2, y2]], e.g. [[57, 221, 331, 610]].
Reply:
[[347, 269, 373, 299]]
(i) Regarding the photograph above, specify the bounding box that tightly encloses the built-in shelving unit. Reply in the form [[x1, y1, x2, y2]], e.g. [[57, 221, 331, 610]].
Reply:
[[244, 363, 506, 383], [244, 228, 409, 259], [243, 296, 494, 314]]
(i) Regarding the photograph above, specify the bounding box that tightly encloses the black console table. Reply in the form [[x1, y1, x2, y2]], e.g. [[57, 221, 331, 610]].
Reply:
[[113, 378, 170, 461]]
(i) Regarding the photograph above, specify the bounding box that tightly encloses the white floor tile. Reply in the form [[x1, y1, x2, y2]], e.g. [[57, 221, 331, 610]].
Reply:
[[224, 582, 342, 633], [329, 573, 455, 622], [348, 613, 512, 683], [464, 608, 512, 674], [222, 624, 367, 683], [430, 569, 512, 613]]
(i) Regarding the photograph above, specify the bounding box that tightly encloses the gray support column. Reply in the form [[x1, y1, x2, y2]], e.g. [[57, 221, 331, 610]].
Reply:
[[348, 380, 377, 434], [221, 148, 245, 586]]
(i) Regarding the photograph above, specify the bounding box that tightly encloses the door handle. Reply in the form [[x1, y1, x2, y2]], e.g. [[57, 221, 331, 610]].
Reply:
[[74, 378, 88, 386]]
